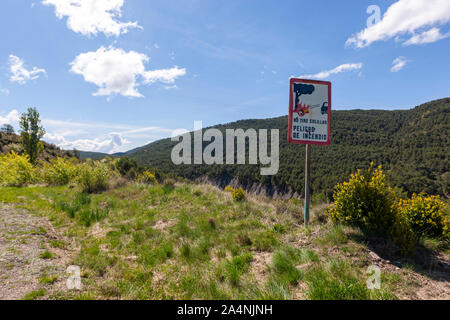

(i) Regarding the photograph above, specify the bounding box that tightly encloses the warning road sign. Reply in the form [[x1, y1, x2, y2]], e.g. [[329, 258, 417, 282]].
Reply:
[[288, 78, 331, 145]]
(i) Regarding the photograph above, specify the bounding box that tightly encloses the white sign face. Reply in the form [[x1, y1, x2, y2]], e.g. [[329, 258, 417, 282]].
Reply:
[[288, 78, 331, 145]]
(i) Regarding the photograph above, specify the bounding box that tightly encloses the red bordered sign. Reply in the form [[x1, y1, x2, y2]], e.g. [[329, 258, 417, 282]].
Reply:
[[288, 78, 332, 145]]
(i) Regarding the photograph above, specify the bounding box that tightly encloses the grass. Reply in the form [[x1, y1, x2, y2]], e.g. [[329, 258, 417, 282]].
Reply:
[[304, 259, 396, 300], [23, 289, 46, 300], [0, 182, 414, 300], [39, 275, 58, 285], [40, 250, 54, 259], [224, 253, 253, 286], [314, 225, 349, 246]]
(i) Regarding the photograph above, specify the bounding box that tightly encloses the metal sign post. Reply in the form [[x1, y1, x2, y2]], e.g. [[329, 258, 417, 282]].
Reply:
[[304, 144, 311, 224], [287, 78, 332, 226]]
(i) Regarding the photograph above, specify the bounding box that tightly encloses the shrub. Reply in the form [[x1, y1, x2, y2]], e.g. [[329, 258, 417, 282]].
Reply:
[[115, 157, 138, 179], [40, 157, 78, 186], [312, 193, 327, 203], [225, 186, 246, 202], [390, 212, 417, 255], [328, 163, 396, 235], [397, 193, 448, 239], [77, 160, 111, 193], [328, 163, 417, 255], [0, 151, 36, 186], [137, 170, 158, 185]]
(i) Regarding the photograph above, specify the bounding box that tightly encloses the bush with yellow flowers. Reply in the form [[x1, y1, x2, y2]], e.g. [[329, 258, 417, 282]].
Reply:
[[328, 163, 397, 235], [0, 151, 36, 187], [77, 160, 111, 193], [137, 170, 158, 185], [397, 193, 449, 239], [327, 163, 417, 254], [225, 185, 246, 202], [39, 157, 79, 186]]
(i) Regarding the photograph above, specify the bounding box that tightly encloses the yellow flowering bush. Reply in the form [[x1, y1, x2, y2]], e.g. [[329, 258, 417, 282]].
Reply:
[[397, 193, 448, 239], [39, 157, 79, 186], [77, 160, 111, 193], [327, 163, 417, 254], [0, 151, 36, 186], [328, 163, 396, 235], [137, 170, 158, 185], [225, 186, 246, 202]]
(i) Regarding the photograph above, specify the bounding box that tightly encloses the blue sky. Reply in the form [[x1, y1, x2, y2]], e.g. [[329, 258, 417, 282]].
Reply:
[[0, 0, 449, 153]]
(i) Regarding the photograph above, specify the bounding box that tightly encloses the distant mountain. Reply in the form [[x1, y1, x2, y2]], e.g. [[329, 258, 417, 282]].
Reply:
[[78, 150, 111, 160], [80, 98, 450, 198], [78, 145, 145, 160]]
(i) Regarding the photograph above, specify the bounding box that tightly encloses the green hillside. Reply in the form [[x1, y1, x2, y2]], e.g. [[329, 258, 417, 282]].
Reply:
[[124, 98, 449, 198], [78, 150, 111, 160]]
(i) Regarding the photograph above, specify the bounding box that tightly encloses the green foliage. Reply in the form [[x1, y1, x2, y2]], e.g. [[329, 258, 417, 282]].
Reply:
[[79, 207, 109, 227], [19, 107, 45, 164], [77, 160, 111, 193], [0, 151, 36, 186], [251, 230, 279, 251], [40, 250, 54, 259], [75, 242, 116, 276], [312, 193, 327, 203], [55, 192, 91, 218], [39, 274, 58, 284], [225, 185, 246, 202], [40, 157, 79, 185], [124, 98, 450, 198], [115, 157, 138, 179], [137, 170, 158, 185], [1, 124, 15, 134], [397, 193, 449, 239], [305, 260, 370, 300], [328, 164, 417, 255], [389, 212, 417, 256], [328, 163, 396, 235], [315, 225, 349, 246], [271, 248, 303, 285], [23, 289, 46, 300], [224, 252, 253, 286]]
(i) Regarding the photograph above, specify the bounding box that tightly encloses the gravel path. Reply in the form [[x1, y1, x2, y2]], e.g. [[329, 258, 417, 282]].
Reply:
[[0, 204, 75, 300]]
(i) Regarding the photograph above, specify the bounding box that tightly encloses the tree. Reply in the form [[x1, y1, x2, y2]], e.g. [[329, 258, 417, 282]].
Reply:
[[1, 124, 15, 134], [19, 107, 45, 164]]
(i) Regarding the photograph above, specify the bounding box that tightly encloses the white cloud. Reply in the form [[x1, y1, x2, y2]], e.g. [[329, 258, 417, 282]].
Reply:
[[44, 132, 129, 153], [346, 0, 450, 48], [300, 63, 363, 80], [403, 27, 450, 45], [142, 67, 186, 85], [0, 88, 10, 96], [391, 56, 411, 72], [70, 46, 186, 98], [163, 85, 178, 90], [1, 108, 176, 153], [42, 0, 140, 37], [9, 55, 46, 85], [0, 110, 20, 126]]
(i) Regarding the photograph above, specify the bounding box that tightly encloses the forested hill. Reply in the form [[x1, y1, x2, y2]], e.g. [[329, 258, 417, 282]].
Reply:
[[129, 98, 449, 198]]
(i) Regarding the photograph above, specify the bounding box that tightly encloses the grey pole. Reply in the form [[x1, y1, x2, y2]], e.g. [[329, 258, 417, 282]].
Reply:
[[304, 144, 311, 225]]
